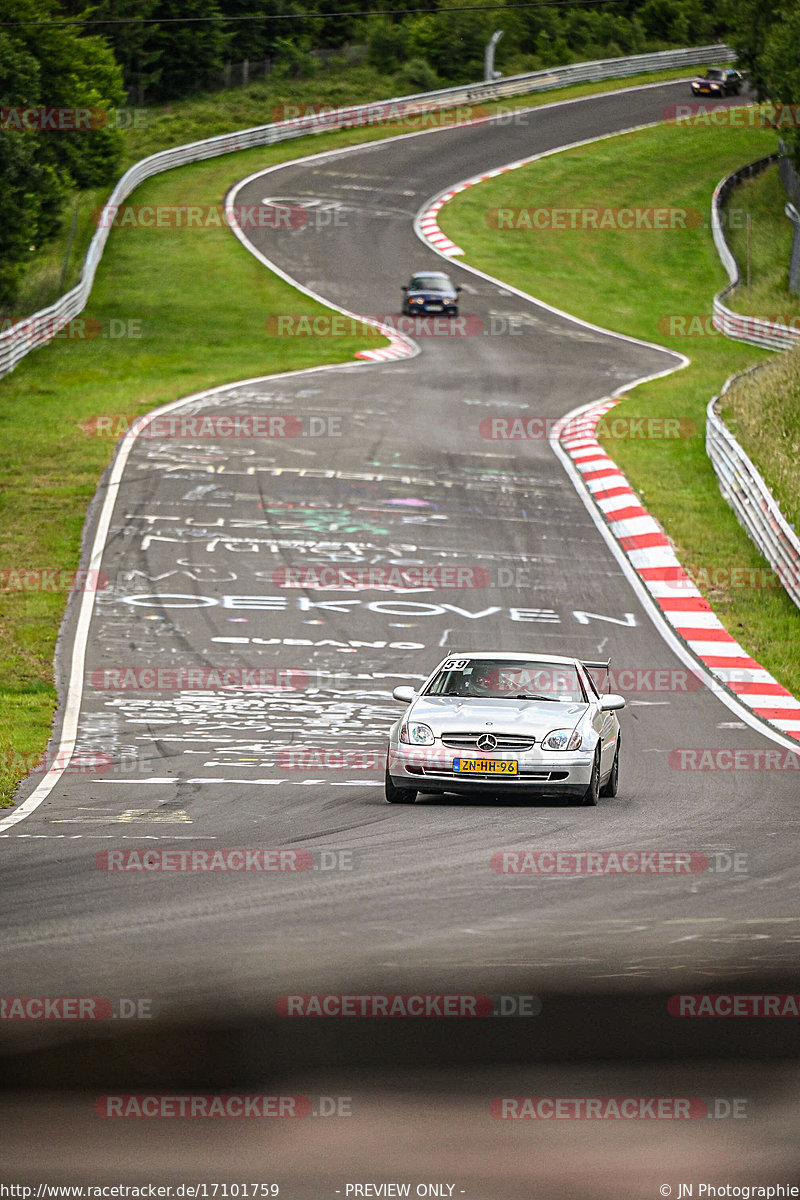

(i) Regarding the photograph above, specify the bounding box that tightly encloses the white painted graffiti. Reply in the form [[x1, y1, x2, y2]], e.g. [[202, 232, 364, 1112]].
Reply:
[[117, 593, 568, 622]]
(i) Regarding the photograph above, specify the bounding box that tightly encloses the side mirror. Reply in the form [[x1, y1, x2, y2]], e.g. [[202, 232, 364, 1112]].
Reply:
[[401, 285, 408, 292], [600, 694, 625, 711], [393, 685, 417, 703], [456, 286, 463, 293]]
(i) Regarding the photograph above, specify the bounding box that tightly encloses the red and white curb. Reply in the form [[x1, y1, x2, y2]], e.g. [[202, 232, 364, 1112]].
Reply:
[[354, 324, 415, 362], [417, 191, 466, 257], [557, 399, 800, 742], [414, 126, 664, 256], [414, 127, 800, 747], [416, 163, 543, 256]]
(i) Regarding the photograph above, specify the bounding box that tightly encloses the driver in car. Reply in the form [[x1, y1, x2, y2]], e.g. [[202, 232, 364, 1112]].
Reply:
[[467, 667, 502, 697]]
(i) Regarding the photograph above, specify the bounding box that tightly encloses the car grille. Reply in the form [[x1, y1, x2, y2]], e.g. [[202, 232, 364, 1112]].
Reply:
[[407, 765, 569, 782], [440, 732, 536, 751]]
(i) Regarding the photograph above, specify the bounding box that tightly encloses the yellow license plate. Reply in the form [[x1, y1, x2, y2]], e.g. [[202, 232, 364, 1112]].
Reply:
[[453, 758, 518, 775]]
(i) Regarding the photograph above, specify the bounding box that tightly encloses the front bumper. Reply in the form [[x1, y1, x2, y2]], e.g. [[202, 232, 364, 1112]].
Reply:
[[406, 300, 458, 314], [387, 743, 594, 797]]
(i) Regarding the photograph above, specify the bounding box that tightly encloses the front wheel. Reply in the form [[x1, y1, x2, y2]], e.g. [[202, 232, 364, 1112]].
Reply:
[[599, 738, 620, 798], [385, 766, 417, 804], [579, 748, 600, 806]]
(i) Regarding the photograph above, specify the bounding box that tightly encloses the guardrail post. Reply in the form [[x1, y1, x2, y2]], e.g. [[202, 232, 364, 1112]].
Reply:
[[484, 31, 504, 83], [706, 378, 800, 612], [785, 202, 800, 298]]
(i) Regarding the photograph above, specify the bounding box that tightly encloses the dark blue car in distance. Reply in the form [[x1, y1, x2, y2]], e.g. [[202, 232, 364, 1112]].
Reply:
[[402, 271, 462, 317]]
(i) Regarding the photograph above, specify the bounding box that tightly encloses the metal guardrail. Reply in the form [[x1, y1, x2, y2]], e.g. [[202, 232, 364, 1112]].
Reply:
[[0, 42, 733, 381], [706, 370, 800, 610], [711, 155, 800, 349]]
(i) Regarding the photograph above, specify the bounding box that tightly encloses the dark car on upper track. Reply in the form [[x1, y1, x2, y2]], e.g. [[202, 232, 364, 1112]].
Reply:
[[401, 271, 462, 317], [691, 67, 743, 97]]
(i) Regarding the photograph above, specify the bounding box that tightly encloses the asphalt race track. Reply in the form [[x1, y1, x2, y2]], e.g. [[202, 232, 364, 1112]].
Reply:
[[2, 79, 800, 1191]]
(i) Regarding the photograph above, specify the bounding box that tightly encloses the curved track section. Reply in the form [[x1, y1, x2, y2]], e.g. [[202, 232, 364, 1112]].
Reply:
[[2, 82, 799, 1017]]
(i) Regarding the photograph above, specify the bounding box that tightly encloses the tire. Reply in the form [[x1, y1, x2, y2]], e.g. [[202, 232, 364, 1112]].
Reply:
[[579, 748, 601, 807], [385, 766, 417, 805], [599, 738, 620, 798]]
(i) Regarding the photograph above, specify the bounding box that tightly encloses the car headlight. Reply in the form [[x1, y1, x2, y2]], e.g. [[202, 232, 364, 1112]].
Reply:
[[542, 728, 583, 751], [400, 721, 435, 745], [409, 297, 424, 304]]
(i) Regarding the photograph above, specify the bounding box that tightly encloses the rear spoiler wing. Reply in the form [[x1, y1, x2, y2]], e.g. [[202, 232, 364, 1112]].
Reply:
[[582, 659, 611, 693]]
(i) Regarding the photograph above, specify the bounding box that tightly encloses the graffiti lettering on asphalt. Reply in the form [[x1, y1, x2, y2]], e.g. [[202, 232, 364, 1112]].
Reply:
[[117, 593, 569, 622]]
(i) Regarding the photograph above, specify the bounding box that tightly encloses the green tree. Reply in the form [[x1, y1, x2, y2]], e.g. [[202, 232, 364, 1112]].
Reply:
[[60, 0, 163, 103], [724, 0, 779, 100], [367, 18, 408, 74], [0, 0, 124, 310], [148, 0, 231, 100], [762, 1, 800, 167]]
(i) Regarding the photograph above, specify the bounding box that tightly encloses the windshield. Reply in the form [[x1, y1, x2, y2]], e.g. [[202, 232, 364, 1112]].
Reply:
[[424, 658, 587, 702], [706, 68, 723, 79], [410, 274, 452, 291]]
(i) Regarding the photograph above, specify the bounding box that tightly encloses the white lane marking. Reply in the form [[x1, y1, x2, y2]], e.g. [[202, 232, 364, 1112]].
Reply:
[[1, 834, 215, 840], [92, 777, 383, 786], [0, 354, 409, 834]]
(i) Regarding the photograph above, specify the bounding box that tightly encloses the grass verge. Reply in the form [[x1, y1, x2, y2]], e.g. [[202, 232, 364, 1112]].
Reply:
[[0, 145, 384, 806], [721, 346, 800, 534], [723, 163, 799, 317], [439, 118, 800, 700], [0, 65, 739, 807]]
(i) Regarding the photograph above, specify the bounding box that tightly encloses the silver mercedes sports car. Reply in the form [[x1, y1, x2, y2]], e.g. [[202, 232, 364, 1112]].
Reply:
[[385, 651, 624, 806]]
